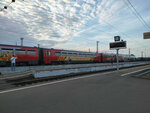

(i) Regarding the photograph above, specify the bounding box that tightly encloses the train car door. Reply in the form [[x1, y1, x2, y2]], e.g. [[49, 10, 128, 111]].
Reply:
[[38, 48, 44, 65], [47, 50, 51, 64]]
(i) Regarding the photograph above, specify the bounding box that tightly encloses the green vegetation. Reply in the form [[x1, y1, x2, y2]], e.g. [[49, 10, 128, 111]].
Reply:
[[140, 72, 150, 79]]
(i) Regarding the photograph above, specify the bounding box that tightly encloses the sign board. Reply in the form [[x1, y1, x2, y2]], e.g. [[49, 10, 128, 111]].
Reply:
[[110, 41, 126, 50], [143, 32, 150, 39], [114, 36, 120, 41]]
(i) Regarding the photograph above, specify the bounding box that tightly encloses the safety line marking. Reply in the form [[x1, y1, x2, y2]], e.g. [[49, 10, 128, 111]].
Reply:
[[120, 67, 150, 77], [0, 71, 114, 94]]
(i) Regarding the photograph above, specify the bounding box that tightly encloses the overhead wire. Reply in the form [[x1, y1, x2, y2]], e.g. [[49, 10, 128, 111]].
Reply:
[[124, 0, 150, 31], [122, 0, 150, 54], [0, 0, 15, 12]]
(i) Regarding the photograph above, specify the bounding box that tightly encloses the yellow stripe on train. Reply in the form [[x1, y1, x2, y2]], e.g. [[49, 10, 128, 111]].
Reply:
[[58, 56, 94, 61]]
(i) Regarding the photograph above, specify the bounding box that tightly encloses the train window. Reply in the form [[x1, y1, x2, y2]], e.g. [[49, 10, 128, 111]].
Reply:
[[62, 52, 67, 56], [68, 53, 73, 56], [89, 54, 93, 57], [79, 53, 82, 57], [83, 54, 86, 57], [55, 52, 61, 56], [72, 53, 77, 56], [48, 51, 51, 56], [16, 49, 26, 55], [1, 48, 14, 54], [27, 50, 36, 55], [45, 51, 47, 56], [79, 53, 85, 57], [86, 54, 90, 57], [88, 54, 92, 57]]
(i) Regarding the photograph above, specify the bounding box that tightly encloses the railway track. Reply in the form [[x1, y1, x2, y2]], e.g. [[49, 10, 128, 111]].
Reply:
[[0, 70, 95, 91]]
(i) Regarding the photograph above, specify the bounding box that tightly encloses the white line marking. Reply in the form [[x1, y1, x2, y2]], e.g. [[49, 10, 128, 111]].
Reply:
[[121, 67, 150, 77], [0, 71, 114, 94]]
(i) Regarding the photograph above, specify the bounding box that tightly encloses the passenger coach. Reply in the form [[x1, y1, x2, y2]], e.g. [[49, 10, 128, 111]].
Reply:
[[40, 48, 100, 65], [0, 44, 101, 66], [0, 44, 138, 66], [0, 44, 39, 66]]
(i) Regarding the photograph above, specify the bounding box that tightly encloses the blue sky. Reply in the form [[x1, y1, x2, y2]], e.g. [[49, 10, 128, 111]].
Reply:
[[0, 0, 150, 57]]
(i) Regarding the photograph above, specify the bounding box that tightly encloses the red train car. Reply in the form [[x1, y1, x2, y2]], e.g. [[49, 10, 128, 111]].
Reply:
[[0, 44, 104, 66], [41, 48, 62, 64], [0, 44, 39, 66], [94, 53, 102, 63], [40, 48, 100, 64], [1, 44, 136, 66], [100, 53, 115, 62]]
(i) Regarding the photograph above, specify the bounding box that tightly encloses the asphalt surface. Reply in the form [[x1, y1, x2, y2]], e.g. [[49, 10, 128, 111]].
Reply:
[[0, 65, 150, 113]]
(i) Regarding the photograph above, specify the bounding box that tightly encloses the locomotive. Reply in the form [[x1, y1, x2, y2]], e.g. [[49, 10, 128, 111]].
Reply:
[[0, 44, 135, 66]]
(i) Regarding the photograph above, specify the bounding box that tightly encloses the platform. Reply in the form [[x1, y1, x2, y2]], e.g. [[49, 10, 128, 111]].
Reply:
[[0, 61, 150, 80]]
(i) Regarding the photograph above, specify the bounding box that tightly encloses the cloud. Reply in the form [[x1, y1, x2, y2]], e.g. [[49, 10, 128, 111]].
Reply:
[[0, 0, 100, 46], [0, 0, 150, 57], [97, 0, 126, 24]]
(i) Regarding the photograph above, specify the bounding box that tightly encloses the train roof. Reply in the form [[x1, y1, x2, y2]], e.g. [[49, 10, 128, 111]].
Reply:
[[0, 44, 38, 49], [43, 48, 96, 54], [0, 44, 96, 54]]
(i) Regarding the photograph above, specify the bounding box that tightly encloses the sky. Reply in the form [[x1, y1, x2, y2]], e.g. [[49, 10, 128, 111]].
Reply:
[[0, 0, 150, 57]]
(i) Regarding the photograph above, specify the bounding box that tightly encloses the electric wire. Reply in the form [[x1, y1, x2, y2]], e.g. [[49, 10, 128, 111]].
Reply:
[[124, 0, 150, 31], [0, 0, 15, 12]]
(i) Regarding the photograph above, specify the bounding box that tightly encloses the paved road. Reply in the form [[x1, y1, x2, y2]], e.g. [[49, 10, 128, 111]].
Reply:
[[0, 65, 150, 113]]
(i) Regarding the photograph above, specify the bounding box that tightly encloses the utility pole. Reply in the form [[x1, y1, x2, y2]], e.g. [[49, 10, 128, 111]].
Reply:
[[141, 51, 143, 58], [96, 41, 99, 53], [116, 49, 119, 72], [89, 48, 90, 52], [38, 44, 40, 48], [145, 48, 146, 58], [129, 48, 130, 59], [20, 37, 24, 46]]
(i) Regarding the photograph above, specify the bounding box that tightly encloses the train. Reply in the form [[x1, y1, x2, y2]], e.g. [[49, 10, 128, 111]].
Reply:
[[0, 44, 139, 66]]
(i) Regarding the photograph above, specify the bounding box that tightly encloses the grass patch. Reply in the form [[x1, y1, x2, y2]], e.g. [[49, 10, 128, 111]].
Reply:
[[140, 72, 150, 79]]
